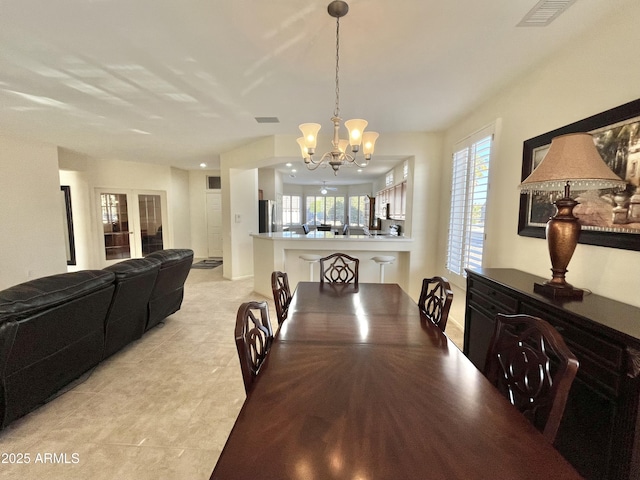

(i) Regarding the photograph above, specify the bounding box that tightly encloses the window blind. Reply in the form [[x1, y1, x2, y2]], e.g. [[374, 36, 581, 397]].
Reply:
[[446, 129, 493, 276]]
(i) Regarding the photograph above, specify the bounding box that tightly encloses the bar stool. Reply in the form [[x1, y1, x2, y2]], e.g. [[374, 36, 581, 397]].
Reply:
[[371, 256, 395, 283], [299, 254, 321, 281]]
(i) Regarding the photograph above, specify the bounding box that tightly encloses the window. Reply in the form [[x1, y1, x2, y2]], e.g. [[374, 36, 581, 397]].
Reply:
[[403, 160, 409, 179], [282, 195, 301, 226], [349, 195, 370, 226], [446, 126, 493, 276], [385, 171, 394, 187], [306, 195, 345, 225]]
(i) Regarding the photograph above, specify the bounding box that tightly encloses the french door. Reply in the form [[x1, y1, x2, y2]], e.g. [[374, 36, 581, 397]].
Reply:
[[97, 189, 168, 265]]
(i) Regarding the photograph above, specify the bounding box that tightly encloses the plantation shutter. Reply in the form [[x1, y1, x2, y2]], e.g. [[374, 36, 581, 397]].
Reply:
[[446, 127, 493, 276]]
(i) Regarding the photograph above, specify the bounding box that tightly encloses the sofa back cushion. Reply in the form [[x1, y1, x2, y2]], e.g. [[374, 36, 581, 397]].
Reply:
[[0, 270, 115, 322]]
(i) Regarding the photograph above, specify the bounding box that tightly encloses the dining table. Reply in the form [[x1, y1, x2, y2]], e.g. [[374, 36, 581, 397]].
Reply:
[[210, 282, 582, 479]]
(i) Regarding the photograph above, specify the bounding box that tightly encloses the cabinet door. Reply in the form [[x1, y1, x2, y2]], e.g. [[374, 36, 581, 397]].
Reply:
[[464, 304, 495, 370], [555, 378, 618, 480]]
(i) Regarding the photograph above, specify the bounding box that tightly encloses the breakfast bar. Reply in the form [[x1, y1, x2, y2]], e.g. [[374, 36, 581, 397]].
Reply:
[[251, 231, 413, 296]]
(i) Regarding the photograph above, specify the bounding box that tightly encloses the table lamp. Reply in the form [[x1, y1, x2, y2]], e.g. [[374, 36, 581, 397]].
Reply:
[[518, 132, 626, 299]]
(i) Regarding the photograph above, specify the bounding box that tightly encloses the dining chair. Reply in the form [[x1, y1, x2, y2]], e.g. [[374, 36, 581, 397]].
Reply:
[[271, 271, 292, 325], [483, 313, 579, 444], [234, 301, 274, 395], [319, 253, 359, 285], [418, 276, 453, 332]]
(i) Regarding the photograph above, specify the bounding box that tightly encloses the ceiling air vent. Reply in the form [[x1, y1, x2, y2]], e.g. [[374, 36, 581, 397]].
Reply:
[[517, 0, 577, 27], [255, 117, 280, 123]]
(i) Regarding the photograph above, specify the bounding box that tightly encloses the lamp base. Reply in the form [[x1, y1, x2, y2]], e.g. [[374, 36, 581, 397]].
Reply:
[[534, 281, 584, 300]]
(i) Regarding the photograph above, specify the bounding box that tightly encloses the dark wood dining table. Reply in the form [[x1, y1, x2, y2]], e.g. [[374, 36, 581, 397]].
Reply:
[[211, 282, 582, 479]]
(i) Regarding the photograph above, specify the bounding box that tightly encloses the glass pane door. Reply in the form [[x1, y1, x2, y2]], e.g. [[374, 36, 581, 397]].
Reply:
[[139, 194, 164, 255], [101, 193, 131, 260]]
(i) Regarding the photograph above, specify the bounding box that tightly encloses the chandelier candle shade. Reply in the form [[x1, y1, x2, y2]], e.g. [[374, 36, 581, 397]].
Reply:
[[297, 1, 379, 175], [518, 132, 626, 299]]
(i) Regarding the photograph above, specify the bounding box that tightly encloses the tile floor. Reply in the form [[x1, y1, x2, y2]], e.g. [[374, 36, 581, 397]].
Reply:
[[0, 265, 465, 479]]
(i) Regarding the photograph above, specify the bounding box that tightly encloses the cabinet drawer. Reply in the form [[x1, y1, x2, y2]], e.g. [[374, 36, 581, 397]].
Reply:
[[521, 303, 624, 396], [468, 278, 518, 313], [520, 303, 624, 369]]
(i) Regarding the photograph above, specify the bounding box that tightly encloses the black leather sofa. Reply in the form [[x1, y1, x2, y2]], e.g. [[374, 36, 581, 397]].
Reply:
[[0, 249, 193, 429], [0, 270, 115, 429], [103, 257, 161, 358], [145, 249, 194, 331]]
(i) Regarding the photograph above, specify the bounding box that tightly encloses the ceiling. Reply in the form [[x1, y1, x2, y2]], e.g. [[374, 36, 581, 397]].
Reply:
[[0, 0, 630, 185]]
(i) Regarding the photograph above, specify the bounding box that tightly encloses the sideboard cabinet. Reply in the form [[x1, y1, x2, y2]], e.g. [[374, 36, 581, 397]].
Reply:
[[464, 268, 640, 480]]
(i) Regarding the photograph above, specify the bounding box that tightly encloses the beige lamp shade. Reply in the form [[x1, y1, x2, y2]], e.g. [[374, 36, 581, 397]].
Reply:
[[299, 123, 321, 150], [344, 118, 367, 148], [518, 133, 626, 193], [362, 131, 379, 157], [296, 137, 309, 159]]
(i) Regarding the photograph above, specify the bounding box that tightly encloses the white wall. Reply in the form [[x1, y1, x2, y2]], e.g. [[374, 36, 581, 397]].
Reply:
[[229, 168, 258, 279], [258, 168, 278, 201], [59, 152, 95, 270], [169, 167, 191, 249], [220, 136, 277, 279], [0, 135, 67, 289], [437, 2, 640, 307], [58, 152, 191, 269]]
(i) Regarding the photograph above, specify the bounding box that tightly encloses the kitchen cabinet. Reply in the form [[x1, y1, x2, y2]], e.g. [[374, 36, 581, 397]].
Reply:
[[376, 180, 406, 220], [464, 268, 640, 480]]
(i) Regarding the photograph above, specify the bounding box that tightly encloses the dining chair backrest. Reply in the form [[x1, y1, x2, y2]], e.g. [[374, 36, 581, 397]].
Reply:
[[271, 271, 292, 325], [234, 301, 274, 395], [319, 253, 359, 285], [418, 276, 453, 332], [483, 313, 579, 444]]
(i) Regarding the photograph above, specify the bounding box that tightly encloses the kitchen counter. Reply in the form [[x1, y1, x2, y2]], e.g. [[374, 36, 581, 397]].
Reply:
[[251, 231, 412, 241], [251, 232, 413, 297]]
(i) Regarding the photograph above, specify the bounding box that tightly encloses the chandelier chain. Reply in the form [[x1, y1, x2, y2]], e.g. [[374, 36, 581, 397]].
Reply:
[[334, 16, 340, 119]]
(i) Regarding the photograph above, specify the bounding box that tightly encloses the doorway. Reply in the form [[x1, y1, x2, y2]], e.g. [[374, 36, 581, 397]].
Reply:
[[97, 189, 168, 265]]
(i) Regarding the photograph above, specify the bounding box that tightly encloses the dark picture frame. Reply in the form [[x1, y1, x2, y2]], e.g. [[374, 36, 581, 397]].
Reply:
[[61, 185, 76, 265], [518, 98, 640, 251]]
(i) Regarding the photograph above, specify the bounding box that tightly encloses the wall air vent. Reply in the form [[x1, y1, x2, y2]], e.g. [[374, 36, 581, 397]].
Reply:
[[255, 117, 280, 123], [207, 176, 221, 190], [517, 0, 577, 27]]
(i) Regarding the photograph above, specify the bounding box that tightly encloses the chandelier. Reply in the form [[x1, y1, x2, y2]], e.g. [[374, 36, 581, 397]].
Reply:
[[297, 0, 378, 175]]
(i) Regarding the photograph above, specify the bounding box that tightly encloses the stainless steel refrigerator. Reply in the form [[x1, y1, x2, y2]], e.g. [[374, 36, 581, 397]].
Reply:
[[258, 200, 277, 233]]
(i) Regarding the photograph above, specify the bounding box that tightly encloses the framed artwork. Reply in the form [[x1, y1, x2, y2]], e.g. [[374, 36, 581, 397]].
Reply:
[[518, 98, 640, 251], [60, 185, 76, 265]]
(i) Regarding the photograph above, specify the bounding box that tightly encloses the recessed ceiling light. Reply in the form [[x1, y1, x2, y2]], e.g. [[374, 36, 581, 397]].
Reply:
[[286, 163, 293, 167], [200, 163, 207, 168], [291, 169, 297, 173], [357, 169, 363, 173]]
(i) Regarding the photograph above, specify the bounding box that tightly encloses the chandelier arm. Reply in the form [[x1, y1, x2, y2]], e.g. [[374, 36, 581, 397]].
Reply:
[[304, 157, 325, 170], [306, 154, 324, 166], [320, 151, 335, 164], [351, 157, 369, 168]]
